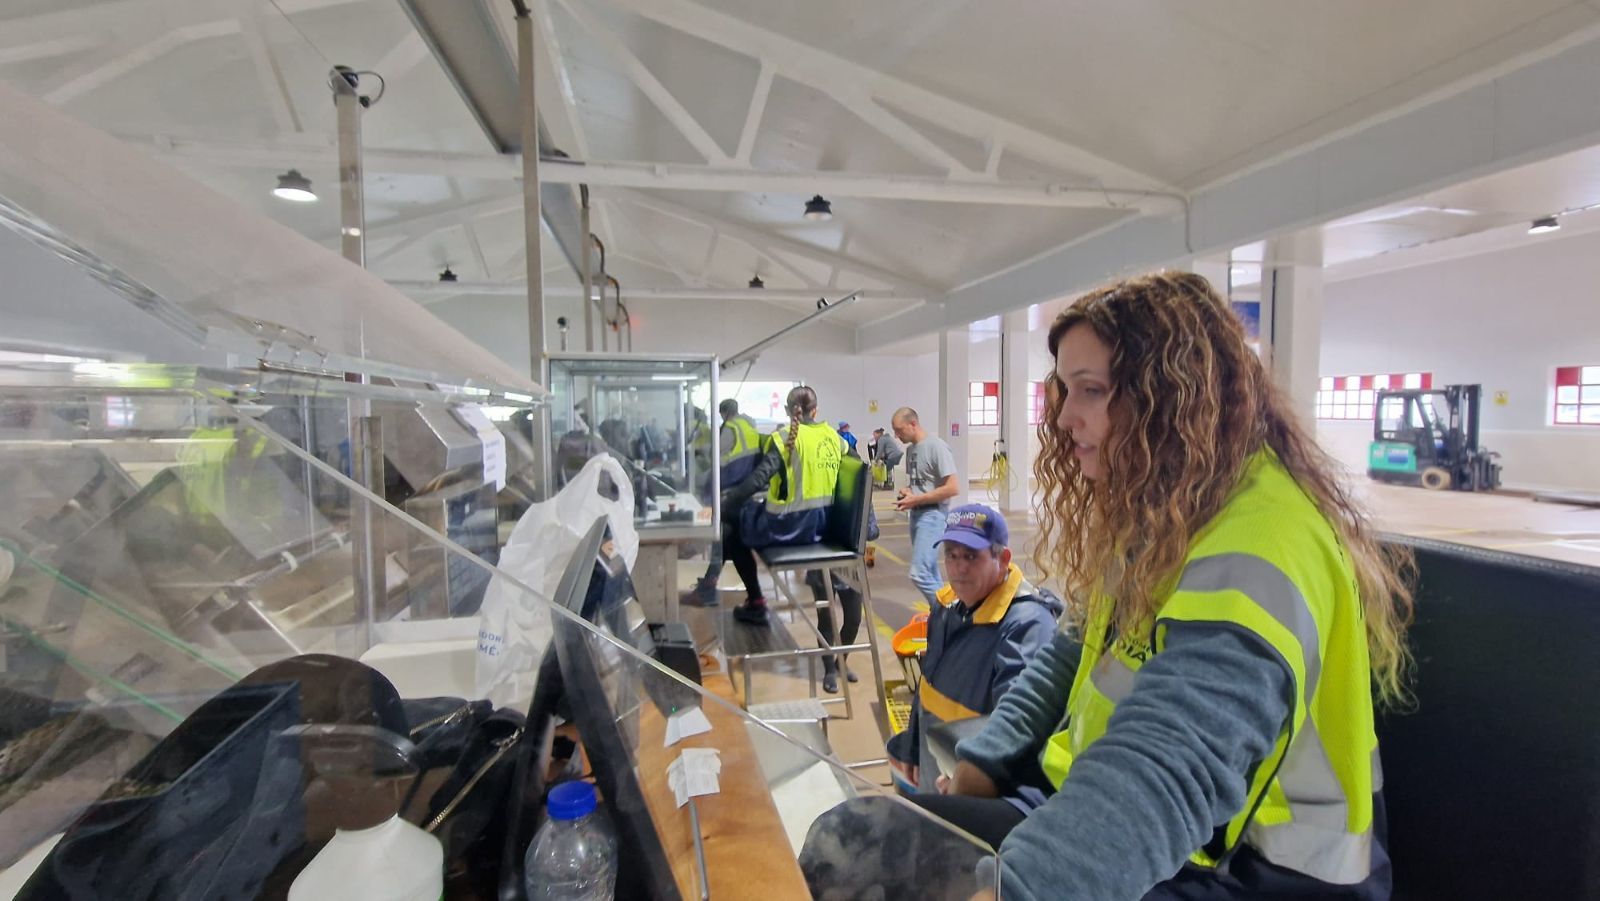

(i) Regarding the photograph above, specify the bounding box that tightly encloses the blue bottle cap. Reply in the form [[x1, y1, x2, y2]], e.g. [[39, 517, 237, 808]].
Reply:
[[546, 780, 599, 821]]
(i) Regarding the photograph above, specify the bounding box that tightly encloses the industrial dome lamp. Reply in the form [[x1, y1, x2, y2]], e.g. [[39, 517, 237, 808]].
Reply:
[[803, 194, 833, 221], [272, 169, 317, 202], [1528, 216, 1561, 235]]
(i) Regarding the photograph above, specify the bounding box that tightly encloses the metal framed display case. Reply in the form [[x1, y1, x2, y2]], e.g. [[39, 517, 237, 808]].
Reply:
[[547, 353, 720, 542], [0, 365, 1002, 899]]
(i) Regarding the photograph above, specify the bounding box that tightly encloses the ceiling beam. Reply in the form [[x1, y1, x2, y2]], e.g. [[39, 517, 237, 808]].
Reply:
[[611, 204, 705, 287], [984, 139, 1004, 177], [371, 224, 452, 265], [607, 187, 936, 297], [840, 95, 975, 176], [0, 35, 102, 66], [734, 62, 773, 165], [553, 0, 731, 164], [464, 222, 492, 278], [0, 0, 365, 53], [135, 136, 1181, 211], [746, 244, 822, 291], [44, 20, 242, 106], [548, 159, 1180, 211], [527, 0, 618, 246], [856, 26, 1600, 350], [598, 0, 1176, 192], [697, 229, 719, 283], [530, 0, 588, 157], [401, 281, 881, 302], [364, 193, 523, 244], [237, 0, 302, 134], [372, 31, 431, 84]]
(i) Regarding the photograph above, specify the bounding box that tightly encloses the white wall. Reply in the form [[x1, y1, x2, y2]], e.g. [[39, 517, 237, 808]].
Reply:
[[963, 333, 1054, 480], [1319, 228, 1600, 492], [428, 294, 941, 439]]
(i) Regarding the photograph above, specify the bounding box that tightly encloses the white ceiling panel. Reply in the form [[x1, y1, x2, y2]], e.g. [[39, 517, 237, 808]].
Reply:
[[6, 0, 1600, 356]]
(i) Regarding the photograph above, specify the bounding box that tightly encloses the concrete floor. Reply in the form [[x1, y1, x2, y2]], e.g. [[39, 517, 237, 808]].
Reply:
[[682, 480, 1600, 790]]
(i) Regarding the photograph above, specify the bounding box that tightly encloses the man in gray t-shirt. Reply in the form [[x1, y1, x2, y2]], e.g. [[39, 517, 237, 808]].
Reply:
[[891, 407, 960, 605]]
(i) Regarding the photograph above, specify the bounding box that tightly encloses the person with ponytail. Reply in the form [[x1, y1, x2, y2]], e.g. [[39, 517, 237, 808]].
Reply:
[[923, 272, 1415, 900], [720, 385, 849, 627]]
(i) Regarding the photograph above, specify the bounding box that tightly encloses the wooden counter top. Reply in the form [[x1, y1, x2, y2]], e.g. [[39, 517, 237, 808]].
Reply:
[[632, 663, 810, 900]]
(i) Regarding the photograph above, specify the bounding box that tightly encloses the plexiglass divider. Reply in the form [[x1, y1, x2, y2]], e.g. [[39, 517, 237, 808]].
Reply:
[[0, 364, 1002, 899]]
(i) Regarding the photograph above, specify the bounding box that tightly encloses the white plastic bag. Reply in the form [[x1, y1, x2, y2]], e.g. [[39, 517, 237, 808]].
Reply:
[[475, 454, 639, 707]]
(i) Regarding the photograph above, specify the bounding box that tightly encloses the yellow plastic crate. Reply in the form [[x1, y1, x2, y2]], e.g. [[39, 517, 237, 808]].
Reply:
[[883, 678, 914, 736]]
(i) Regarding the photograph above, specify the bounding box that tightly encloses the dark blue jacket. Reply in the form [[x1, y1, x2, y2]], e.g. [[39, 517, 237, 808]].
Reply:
[[887, 564, 1062, 806]]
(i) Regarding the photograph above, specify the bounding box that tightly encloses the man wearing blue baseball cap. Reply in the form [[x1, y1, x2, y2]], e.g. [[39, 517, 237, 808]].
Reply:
[[886, 504, 1062, 804], [836, 421, 858, 457]]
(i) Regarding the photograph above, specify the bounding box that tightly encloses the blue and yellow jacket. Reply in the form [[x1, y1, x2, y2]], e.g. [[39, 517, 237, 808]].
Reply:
[[887, 563, 1061, 806]]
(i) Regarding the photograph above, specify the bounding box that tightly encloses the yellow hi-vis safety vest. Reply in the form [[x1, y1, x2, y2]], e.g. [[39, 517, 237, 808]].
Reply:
[[1038, 449, 1381, 885], [766, 421, 844, 512], [723, 413, 763, 466], [178, 424, 269, 516]]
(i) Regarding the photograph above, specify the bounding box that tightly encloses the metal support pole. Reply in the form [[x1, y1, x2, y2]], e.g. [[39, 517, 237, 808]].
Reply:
[[332, 64, 386, 640], [581, 200, 594, 352], [332, 67, 365, 270], [676, 384, 688, 478], [516, 7, 551, 499], [353, 415, 386, 649]]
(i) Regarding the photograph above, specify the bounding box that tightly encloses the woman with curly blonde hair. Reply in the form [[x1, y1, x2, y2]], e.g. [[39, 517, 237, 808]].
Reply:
[[940, 271, 1414, 900]]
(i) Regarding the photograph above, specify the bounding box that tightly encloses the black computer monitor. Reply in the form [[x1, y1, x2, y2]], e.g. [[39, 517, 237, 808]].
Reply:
[[512, 517, 682, 901]]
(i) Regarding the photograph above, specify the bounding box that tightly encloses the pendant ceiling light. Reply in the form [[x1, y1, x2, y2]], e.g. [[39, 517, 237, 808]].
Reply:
[[272, 169, 317, 202]]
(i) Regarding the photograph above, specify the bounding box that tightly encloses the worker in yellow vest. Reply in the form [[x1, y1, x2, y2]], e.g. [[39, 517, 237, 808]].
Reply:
[[920, 272, 1415, 900], [719, 385, 846, 625], [683, 398, 767, 608]]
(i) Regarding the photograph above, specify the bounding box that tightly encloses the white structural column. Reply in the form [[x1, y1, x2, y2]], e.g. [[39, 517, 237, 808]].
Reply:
[[938, 324, 971, 505], [1263, 230, 1325, 422], [998, 310, 1033, 514]]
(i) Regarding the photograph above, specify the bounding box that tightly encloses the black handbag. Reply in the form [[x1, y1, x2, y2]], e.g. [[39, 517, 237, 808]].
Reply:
[[418, 706, 535, 898]]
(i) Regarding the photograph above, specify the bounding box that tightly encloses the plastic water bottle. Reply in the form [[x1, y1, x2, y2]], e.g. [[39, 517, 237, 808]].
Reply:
[[524, 781, 618, 900]]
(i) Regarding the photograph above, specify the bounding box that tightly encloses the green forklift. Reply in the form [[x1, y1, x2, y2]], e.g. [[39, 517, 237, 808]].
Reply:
[[1367, 384, 1501, 491]]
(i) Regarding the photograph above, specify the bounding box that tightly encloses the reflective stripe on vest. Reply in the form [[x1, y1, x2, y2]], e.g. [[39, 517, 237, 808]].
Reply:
[[767, 422, 844, 511], [724, 414, 762, 464], [1036, 450, 1379, 885]]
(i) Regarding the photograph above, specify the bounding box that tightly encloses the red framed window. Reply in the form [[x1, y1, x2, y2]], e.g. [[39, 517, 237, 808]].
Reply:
[[967, 381, 1049, 426], [968, 381, 999, 426], [1316, 372, 1433, 421], [1028, 381, 1046, 426], [1554, 365, 1600, 425]]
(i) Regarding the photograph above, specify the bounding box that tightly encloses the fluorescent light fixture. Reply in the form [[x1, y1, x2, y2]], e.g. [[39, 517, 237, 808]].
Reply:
[[1529, 216, 1561, 234], [272, 169, 317, 202], [504, 391, 534, 403], [650, 373, 698, 381], [341, 226, 363, 237]]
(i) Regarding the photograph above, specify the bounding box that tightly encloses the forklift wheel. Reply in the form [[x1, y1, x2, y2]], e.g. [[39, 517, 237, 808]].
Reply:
[[1420, 467, 1452, 491]]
